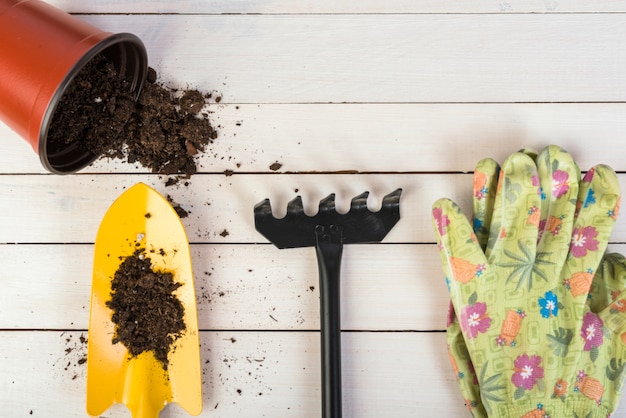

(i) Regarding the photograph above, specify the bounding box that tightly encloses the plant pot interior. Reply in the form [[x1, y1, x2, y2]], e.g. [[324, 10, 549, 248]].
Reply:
[[42, 34, 147, 174]]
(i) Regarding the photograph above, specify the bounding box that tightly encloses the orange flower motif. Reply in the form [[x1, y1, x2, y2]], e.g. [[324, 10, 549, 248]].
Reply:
[[610, 299, 626, 314], [527, 206, 540, 226], [450, 257, 482, 284], [497, 309, 525, 346], [473, 171, 488, 199], [565, 271, 594, 297], [544, 215, 563, 235], [521, 407, 547, 418], [575, 373, 604, 404], [611, 290, 621, 301], [552, 378, 568, 399]]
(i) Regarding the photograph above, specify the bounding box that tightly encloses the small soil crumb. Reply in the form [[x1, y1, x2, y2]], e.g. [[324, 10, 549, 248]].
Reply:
[[106, 251, 185, 370], [165, 177, 180, 187], [167, 195, 189, 218], [224, 169, 234, 176], [47, 54, 218, 176], [164, 176, 191, 187], [269, 162, 282, 171]]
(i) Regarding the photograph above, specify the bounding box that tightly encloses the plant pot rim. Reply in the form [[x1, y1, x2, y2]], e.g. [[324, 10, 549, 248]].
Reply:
[[40, 32, 147, 174]]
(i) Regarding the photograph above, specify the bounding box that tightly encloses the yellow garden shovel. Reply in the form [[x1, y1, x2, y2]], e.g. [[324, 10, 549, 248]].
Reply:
[[87, 183, 202, 418]]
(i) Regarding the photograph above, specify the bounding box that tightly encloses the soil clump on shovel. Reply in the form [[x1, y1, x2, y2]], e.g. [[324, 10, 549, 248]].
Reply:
[[47, 54, 217, 176], [106, 251, 186, 370]]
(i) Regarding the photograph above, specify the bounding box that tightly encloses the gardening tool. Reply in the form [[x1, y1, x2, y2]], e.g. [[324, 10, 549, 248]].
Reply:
[[87, 183, 202, 418], [254, 188, 402, 418]]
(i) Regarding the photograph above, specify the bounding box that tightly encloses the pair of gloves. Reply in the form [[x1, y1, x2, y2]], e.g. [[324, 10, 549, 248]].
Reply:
[[432, 145, 625, 417]]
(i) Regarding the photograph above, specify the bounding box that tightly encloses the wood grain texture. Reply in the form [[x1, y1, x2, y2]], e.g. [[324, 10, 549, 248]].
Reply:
[[1, 331, 471, 417], [2, 2, 626, 416], [60, 14, 626, 104], [0, 174, 625, 244], [45, 0, 626, 14]]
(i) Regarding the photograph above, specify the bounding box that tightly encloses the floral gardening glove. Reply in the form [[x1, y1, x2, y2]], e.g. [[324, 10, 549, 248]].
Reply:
[[445, 146, 626, 417], [433, 146, 623, 417]]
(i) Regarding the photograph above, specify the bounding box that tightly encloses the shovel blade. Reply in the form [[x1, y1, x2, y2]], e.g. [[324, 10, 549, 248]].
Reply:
[[87, 183, 202, 418]]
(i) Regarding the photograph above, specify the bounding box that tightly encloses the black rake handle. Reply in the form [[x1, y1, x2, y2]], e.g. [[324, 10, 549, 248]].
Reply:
[[315, 224, 343, 418]]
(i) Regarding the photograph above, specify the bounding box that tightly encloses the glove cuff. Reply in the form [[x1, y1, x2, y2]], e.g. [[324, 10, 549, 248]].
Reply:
[[491, 398, 610, 418]]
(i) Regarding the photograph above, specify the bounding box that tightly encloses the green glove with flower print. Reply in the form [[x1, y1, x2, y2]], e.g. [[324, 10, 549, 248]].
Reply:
[[433, 145, 623, 417], [445, 146, 626, 417]]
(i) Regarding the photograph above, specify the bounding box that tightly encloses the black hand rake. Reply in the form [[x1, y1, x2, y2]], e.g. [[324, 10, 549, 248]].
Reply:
[[254, 188, 402, 418]]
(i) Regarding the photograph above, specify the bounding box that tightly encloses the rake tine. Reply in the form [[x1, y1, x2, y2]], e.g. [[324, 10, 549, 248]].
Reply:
[[382, 188, 402, 211], [319, 193, 337, 215], [350, 191, 369, 211], [253, 198, 273, 218], [286, 195, 304, 216]]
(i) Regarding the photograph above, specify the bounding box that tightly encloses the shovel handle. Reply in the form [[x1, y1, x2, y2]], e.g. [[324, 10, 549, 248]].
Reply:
[[315, 225, 343, 418]]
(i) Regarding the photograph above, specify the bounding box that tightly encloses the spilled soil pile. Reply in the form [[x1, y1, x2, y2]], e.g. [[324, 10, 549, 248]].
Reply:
[[47, 54, 217, 176], [106, 251, 185, 369]]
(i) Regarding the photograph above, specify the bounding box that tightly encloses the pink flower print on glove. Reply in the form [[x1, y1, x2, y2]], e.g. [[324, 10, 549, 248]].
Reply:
[[570, 225, 599, 258], [432, 207, 450, 236], [460, 301, 491, 339], [552, 169, 570, 198], [581, 312, 604, 352], [512, 354, 544, 392]]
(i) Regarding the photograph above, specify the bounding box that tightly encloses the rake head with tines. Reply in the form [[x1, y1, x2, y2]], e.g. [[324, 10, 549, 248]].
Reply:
[[254, 188, 402, 418]]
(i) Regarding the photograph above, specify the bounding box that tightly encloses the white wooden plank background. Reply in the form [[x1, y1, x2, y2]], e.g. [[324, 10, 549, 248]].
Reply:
[[42, 0, 626, 14], [2, 1, 626, 417]]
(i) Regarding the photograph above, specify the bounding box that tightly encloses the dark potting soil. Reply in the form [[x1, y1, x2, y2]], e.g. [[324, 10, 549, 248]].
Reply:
[[166, 195, 189, 218], [47, 54, 217, 176], [106, 251, 185, 370]]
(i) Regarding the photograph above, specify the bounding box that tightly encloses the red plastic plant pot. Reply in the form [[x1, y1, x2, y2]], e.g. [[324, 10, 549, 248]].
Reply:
[[0, 0, 148, 173]]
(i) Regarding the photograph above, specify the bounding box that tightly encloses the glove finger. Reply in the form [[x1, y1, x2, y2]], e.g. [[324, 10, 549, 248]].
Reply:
[[535, 145, 581, 264], [448, 157, 499, 418], [517, 147, 538, 161], [476, 147, 540, 263], [432, 198, 488, 291], [472, 158, 500, 253], [487, 151, 541, 265], [563, 164, 621, 302]]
